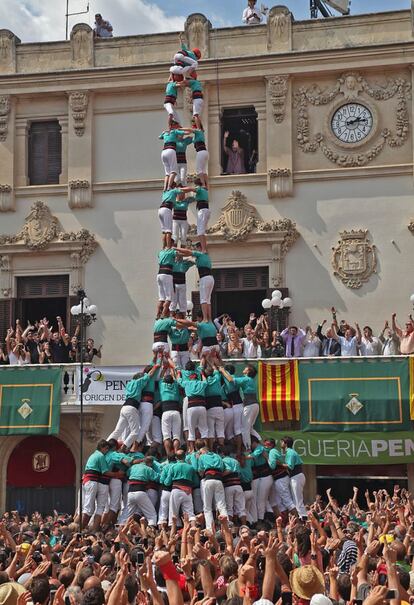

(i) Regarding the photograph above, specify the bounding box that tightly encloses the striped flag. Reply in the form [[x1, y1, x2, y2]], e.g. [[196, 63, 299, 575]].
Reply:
[[410, 357, 414, 419], [258, 360, 300, 422]]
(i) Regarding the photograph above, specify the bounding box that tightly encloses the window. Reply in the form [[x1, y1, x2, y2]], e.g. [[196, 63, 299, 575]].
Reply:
[[15, 275, 70, 330], [28, 121, 62, 185], [221, 107, 258, 174], [212, 267, 268, 326]]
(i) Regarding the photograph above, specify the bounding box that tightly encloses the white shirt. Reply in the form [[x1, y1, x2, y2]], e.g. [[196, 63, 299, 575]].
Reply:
[[94, 21, 113, 37], [359, 336, 382, 356], [303, 336, 321, 358], [242, 337, 261, 358], [242, 7, 264, 24], [339, 336, 358, 356]]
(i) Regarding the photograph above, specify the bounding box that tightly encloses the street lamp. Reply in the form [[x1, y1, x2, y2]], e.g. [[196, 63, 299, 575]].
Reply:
[[71, 289, 98, 531], [262, 291, 293, 331]]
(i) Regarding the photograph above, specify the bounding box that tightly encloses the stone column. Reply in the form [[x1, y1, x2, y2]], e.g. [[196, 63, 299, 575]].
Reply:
[[15, 117, 29, 187], [256, 100, 267, 174], [59, 116, 68, 185], [0, 30, 20, 74], [0, 95, 15, 211], [209, 105, 222, 177], [67, 91, 93, 209], [265, 74, 293, 198]]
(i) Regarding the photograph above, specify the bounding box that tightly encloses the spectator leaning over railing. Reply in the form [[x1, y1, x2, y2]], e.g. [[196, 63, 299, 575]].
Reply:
[[379, 320, 400, 355], [331, 323, 360, 357], [302, 326, 322, 357], [317, 320, 341, 356], [357, 325, 382, 356], [392, 313, 414, 354]]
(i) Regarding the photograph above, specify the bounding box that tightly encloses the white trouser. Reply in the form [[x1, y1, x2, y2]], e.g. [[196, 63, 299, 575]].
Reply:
[[197, 208, 211, 235], [233, 403, 243, 437], [176, 163, 187, 186], [147, 415, 162, 445], [116, 483, 130, 524], [158, 489, 171, 524], [244, 489, 256, 524], [196, 149, 209, 175], [207, 407, 225, 439], [169, 488, 196, 523], [199, 275, 214, 305], [171, 283, 187, 312], [161, 410, 182, 441], [126, 491, 157, 525], [152, 342, 170, 354], [158, 207, 173, 234], [225, 485, 246, 518], [171, 349, 190, 369], [253, 475, 273, 520], [182, 397, 189, 432], [274, 475, 296, 513], [148, 488, 159, 508], [242, 403, 260, 450], [164, 102, 181, 123], [171, 53, 198, 74], [108, 405, 141, 449], [193, 487, 203, 514], [187, 405, 208, 441], [202, 478, 227, 529], [201, 344, 220, 356], [161, 148, 177, 175], [108, 478, 123, 513], [157, 274, 174, 302], [82, 481, 108, 516], [193, 98, 204, 116], [290, 473, 307, 517], [137, 401, 153, 443], [224, 407, 234, 439], [172, 220, 189, 247]]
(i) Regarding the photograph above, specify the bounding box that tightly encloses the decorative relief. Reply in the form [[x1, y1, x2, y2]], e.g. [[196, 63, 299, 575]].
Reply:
[[268, 168, 292, 198], [408, 220, 414, 234], [70, 23, 94, 67], [191, 190, 299, 252], [68, 180, 92, 209], [184, 13, 211, 59], [267, 6, 292, 51], [69, 92, 89, 137], [332, 229, 377, 289], [83, 413, 102, 442], [294, 71, 411, 167], [0, 184, 13, 212], [0, 30, 20, 73], [268, 76, 289, 124], [0, 95, 10, 141], [0, 201, 97, 263]]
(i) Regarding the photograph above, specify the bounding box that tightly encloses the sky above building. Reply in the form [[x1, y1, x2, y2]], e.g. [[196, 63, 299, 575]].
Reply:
[[2, 0, 410, 43]]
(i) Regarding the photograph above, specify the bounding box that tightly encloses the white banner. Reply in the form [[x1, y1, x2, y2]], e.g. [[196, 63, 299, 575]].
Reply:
[[75, 365, 145, 405]]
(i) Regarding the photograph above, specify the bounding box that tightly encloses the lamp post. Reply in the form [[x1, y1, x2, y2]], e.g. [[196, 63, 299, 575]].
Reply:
[[71, 289, 98, 531], [262, 291, 293, 331]]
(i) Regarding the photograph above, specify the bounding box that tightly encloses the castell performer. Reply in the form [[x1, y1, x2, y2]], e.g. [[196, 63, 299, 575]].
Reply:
[[174, 243, 214, 322], [164, 74, 182, 128], [159, 186, 194, 249], [170, 33, 201, 77], [178, 75, 204, 130], [176, 134, 193, 186]]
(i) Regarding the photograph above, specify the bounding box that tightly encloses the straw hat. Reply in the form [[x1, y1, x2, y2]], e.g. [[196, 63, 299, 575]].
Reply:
[[290, 566, 325, 600], [0, 582, 27, 605]]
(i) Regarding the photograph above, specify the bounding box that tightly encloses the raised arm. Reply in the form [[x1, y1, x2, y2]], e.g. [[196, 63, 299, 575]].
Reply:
[[392, 313, 402, 338]]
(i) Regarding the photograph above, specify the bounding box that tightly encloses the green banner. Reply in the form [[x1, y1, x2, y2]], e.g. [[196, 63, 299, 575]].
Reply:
[[0, 368, 61, 435], [261, 430, 414, 465], [299, 358, 411, 432]]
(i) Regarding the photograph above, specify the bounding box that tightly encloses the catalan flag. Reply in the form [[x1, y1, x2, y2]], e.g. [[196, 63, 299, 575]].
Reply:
[[258, 360, 300, 422], [410, 357, 414, 419]]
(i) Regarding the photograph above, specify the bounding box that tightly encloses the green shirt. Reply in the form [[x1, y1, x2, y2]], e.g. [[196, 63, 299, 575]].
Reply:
[[198, 451, 224, 473], [165, 81, 177, 97], [125, 374, 150, 401], [173, 259, 194, 274], [196, 321, 217, 339], [233, 375, 257, 395], [285, 447, 303, 470], [192, 250, 212, 269], [195, 186, 208, 202], [205, 370, 224, 398], [193, 130, 206, 144], [85, 450, 109, 474], [180, 43, 197, 61], [165, 461, 198, 486], [188, 79, 203, 93], [185, 452, 200, 487], [176, 137, 193, 153], [251, 444, 269, 467], [268, 448, 284, 470], [177, 376, 207, 397], [159, 380, 180, 402], [158, 248, 176, 266], [170, 326, 190, 345], [239, 457, 254, 483], [222, 456, 241, 475], [162, 188, 181, 205], [105, 450, 129, 472], [154, 318, 176, 335], [128, 463, 159, 482], [159, 129, 185, 144]]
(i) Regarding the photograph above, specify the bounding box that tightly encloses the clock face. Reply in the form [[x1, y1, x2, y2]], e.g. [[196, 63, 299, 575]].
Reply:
[[331, 103, 374, 144]]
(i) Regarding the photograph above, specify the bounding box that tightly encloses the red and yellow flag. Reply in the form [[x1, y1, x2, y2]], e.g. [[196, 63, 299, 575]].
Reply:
[[258, 360, 300, 422], [410, 357, 414, 419]]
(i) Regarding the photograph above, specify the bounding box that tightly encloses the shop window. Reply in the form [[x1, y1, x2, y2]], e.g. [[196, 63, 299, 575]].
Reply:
[[221, 107, 258, 175]]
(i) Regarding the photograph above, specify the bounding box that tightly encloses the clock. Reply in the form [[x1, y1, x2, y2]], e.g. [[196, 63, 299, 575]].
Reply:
[[331, 103, 374, 144]]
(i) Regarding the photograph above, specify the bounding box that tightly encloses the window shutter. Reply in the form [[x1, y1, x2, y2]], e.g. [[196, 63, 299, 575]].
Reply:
[[191, 291, 201, 321], [17, 275, 69, 298], [212, 267, 268, 291], [29, 121, 61, 185], [0, 299, 13, 346]]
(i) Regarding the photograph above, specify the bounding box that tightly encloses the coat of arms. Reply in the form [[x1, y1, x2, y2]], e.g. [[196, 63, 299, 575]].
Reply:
[[332, 229, 377, 289], [33, 452, 50, 473]]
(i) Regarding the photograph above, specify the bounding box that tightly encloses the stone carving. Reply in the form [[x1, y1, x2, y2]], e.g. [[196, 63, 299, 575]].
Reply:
[[83, 413, 102, 442], [184, 14, 211, 59], [0, 201, 97, 263], [0, 30, 20, 73], [68, 180, 92, 209], [0, 96, 10, 141], [196, 190, 299, 251], [0, 255, 10, 271], [408, 220, 414, 234], [294, 71, 411, 167], [0, 184, 13, 212], [267, 6, 292, 51], [69, 92, 89, 137], [332, 229, 377, 289], [268, 75, 289, 124], [70, 24, 94, 67], [268, 168, 292, 198]]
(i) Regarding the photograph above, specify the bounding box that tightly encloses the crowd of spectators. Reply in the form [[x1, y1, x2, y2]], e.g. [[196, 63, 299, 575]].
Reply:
[[0, 318, 102, 366], [0, 485, 412, 605]]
